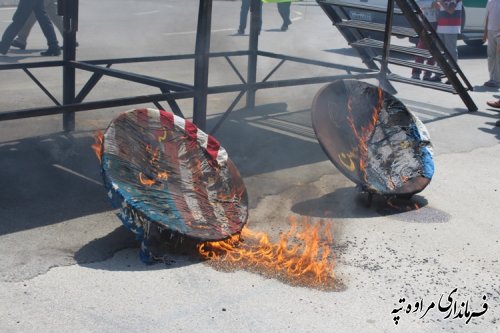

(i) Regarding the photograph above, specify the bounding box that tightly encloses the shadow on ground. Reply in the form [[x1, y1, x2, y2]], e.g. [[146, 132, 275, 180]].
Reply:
[[291, 186, 429, 216], [207, 102, 329, 177], [74, 225, 201, 271], [0, 131, 111, 236]]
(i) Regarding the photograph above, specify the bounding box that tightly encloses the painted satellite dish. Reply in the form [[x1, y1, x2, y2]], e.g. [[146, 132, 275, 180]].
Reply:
[[311, 80, 434, 195], [98, 108, 248, 242]]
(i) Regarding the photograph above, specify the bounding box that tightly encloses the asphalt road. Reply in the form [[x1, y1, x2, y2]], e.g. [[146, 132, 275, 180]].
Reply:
[[0, 0, 499, 332]]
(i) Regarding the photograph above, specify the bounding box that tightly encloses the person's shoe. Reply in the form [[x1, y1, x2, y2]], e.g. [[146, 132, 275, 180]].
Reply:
[[11, 39, 26, 50], [486, 99, 500, 108], [0, 41, 8, 55], [237, 29, 244, 35], [495, 120, 500, 126], [422, 74, 432, 81], [40, 47, 61, 56], [281, 24, 288, 31], [484, 80, 500, 87], [428, 75, 441, 82], [411, 73, 420, 80]]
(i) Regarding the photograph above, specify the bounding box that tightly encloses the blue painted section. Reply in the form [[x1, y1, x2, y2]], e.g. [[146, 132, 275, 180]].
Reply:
[[407, 123, 435, 179], [101, 154, 188, 237]]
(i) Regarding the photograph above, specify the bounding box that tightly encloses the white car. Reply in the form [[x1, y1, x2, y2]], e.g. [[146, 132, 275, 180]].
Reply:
[[325, 0, 487, 46]]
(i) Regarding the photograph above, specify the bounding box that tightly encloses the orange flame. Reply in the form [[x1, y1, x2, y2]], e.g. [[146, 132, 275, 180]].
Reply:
[[139, 172, 156, 186], [346, 87, 384, 183], [197, 216, 335, 289], [92, 131, 104, 164], [156, 171, 168, 180]]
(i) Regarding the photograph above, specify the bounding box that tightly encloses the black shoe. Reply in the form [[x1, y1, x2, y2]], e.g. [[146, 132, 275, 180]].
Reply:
[[237, 29, 244, 35], [11, 39, 26, 50], [0, 42, 9, 54], [40, 47, 61, 56], [427, 75, 441, 82], [281, 24, 288, 31]]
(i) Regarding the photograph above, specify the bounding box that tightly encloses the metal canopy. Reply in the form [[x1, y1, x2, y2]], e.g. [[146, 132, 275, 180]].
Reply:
[[0, 0, 375, 133]]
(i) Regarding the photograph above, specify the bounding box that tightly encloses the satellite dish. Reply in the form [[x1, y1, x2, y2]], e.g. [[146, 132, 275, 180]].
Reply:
[[99, 108, 248, 245], [311, 80, 434, 196]]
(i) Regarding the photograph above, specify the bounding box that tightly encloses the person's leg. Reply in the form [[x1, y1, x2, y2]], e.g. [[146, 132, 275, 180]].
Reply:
[[239, 0, 250, 33], [277, 3, 286, 23], [445, 33, 458, 63], [277, 2, 291, 30], [15, 12, 36, 47], [33, 0, 59, 54], [412, 38, 425, 78], [487, 30, 496, 82], [45, 0, 63, 36], [423, 22, 437, 78], [494, 32, 500, 83], [0, 0, 38, 54], [487, 30, 500, 83], [283, 2, 291, 25]]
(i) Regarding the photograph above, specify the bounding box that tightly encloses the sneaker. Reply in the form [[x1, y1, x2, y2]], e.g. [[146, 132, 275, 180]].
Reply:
[[11, 39, 26, 50], [427, 75, 441, 82], [411, 73, 420, 80], [484, 80, 500, 87], [40, 47, 61, 56]]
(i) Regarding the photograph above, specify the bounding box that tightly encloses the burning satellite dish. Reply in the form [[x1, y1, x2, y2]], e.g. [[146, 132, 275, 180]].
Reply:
[[96, 108, 248, 251], [311, 80, 434, 196]]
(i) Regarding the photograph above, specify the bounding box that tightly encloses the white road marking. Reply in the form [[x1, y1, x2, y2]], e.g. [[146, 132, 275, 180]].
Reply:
[[52, 164, 103, 186], [135, 10, 161, 16], [291, 10, 303, 22], [162, 28, 234, 36]]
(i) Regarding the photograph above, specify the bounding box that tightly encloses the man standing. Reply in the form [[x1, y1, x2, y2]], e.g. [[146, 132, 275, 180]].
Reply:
[[431, 0, 462, 82], [238, 0, 262, 35], [483, 0, 500, 87], [411, 0, 439, 80]]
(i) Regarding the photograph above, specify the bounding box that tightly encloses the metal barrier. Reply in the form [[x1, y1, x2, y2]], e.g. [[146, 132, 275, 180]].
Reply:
[[0, 0, 375, 134]]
